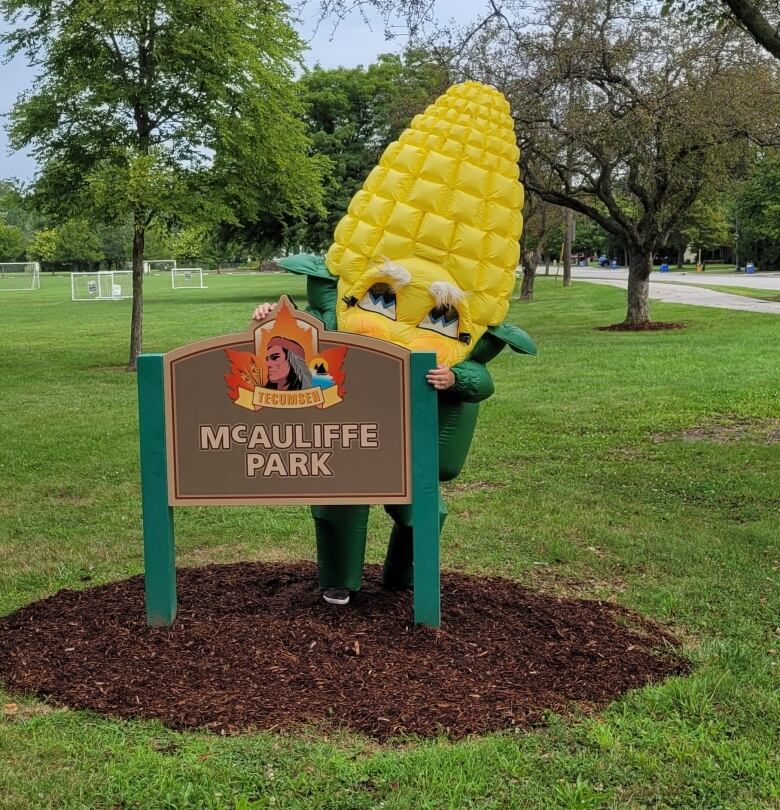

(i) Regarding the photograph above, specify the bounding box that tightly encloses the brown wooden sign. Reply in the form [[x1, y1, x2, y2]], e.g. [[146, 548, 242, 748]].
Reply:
[[164, 297, 411, 505]]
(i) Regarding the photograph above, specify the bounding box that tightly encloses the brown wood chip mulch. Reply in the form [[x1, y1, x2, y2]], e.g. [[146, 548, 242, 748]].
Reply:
[[0, 562, 688, 740], [597, 321, 687, 331]]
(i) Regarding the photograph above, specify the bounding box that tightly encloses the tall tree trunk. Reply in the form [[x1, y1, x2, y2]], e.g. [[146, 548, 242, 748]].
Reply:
[[519, 248, 538, 300], [128, 220, 145, 371], [563, 208, 573, 287], [676, 244, 684, 268], [130, 19, 152, 371], [625, 248, 652, 325]]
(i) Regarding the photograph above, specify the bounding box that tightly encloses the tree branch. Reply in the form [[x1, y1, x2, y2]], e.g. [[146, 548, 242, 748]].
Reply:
[[721, 0, 780, 60]]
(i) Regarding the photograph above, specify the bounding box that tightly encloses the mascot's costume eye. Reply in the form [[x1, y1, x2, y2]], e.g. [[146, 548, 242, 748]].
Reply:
[[419, 305, 459, 338], [275, 81, 538, 597], [357, 284, 397, 320]]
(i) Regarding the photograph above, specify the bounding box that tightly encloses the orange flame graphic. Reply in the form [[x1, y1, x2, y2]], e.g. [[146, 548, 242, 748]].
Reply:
[[224, 348, 262, 401]]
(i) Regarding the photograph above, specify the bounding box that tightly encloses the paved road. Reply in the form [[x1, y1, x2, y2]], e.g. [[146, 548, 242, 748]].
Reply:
[[539, 267, 780, 314]]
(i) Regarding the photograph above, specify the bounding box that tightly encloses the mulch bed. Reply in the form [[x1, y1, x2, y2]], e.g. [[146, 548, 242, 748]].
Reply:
[[597, 321, 687, 331], [0, 562, 688, 740]]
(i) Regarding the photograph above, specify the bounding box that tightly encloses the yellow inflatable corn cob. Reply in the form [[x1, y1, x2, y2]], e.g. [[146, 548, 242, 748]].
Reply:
[[325, 81, 523, 366]]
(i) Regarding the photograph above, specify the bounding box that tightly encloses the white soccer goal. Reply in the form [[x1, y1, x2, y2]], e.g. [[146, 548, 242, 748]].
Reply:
[[0, 262, 41, 291], [171, 267, 206, 289], [143, 259, 177, 274], [71, 271, 132, 301]]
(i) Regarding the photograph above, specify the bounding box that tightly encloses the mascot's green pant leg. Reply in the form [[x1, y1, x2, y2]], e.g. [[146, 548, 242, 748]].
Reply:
[[382, 399, 478, 588], [311, 400, 480, 592], [382, 497, 447, 589], [311, 500, 448, 592], [311, 505, 369, 591]]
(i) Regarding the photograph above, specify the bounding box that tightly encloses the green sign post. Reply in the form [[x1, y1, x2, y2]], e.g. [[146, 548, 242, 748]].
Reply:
[[138, 353, 176, 626], [137, 311, 440, 629]]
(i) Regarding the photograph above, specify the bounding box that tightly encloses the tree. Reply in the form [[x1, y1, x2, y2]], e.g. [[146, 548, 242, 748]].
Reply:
[[0, 223, 25, 260], [519, 194, 563, 300], [0, 179, 40, 240], [663, 0, 780, 62], [572, 215, 615, 260], [448, 0, 779, 325], [716, 0, 780, 59], [719, 0, 780, 59], [170, 227, 207, 266], [26, 228, 57, 264], [2, 0, 325, 369], [305, 0, 780, 323], [304, 0, 439, 38], [54, 220, 105, 270], [668, 198, 733, 265], [98, 223, 133, 270], [735, 151, 780, 269], [143, 226, 176, 263]]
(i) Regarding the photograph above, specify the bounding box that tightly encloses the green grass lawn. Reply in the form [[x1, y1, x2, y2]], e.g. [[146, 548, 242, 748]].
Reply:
[[1, 274, 778, 809], [690, 285, 780, 303]]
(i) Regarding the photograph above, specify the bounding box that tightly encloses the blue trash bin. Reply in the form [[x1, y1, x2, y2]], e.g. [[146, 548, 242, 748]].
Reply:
[[746, 262, 756, 274], [660, 262, 669, 273]]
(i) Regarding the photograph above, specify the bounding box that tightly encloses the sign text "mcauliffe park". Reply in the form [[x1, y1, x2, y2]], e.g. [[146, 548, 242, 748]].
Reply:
[[199, 422, 380, 477]]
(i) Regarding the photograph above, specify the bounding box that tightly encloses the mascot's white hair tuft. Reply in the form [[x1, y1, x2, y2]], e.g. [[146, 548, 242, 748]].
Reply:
[[373, 257, 411, 290], [429, 280, 466, 309]]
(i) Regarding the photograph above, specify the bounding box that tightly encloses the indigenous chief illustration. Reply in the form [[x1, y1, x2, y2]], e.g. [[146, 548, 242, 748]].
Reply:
[[264, 337, 312, 391], [226, 299, 346, 410], [252, 81, 537, 605]]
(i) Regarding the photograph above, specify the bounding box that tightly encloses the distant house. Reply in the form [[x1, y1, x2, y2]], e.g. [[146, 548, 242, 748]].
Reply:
[[683, 246, 735, 264]]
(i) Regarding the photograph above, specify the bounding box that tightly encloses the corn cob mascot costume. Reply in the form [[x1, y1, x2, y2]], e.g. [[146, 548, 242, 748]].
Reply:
[[268, 82, 537, 603]]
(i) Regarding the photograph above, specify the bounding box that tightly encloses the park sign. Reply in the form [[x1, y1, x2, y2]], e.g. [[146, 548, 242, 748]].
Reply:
[[164, 297, 411, 505], [137, 297, 441, 628]]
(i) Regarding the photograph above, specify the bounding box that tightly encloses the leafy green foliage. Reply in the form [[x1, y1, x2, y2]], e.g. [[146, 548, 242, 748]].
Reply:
[[669, 198, 733, 259], [53, 219, 105, 268], [0, 179, 39, 240], [97, 222, 133, 269], [0, 223, 25, 260], [736, 152, 780, 269], [662, 0, 780, 61], [570, 215, 625, 260], [169, 228, 206, 264], [24, 219, 124, 268], [25, 227, 57, 263]]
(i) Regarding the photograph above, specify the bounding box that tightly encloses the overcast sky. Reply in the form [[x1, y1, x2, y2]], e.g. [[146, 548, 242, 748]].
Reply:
[[0, 1, 479, 181]]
